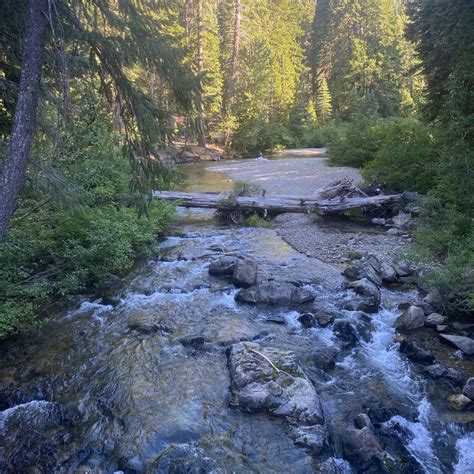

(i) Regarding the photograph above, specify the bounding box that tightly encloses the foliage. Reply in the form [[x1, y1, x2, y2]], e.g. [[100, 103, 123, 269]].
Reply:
[[243, 213, 271, 228], [363, 118, 439, 193], [327, 117, 389, 168], [0, 106, 175, 338]]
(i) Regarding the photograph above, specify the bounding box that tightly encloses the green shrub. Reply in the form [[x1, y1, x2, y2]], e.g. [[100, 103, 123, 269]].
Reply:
[[363, 118, 439, 193], [327, 116, 389, 167], [299, 122, 343, 148], [0, 107, 175, 338]]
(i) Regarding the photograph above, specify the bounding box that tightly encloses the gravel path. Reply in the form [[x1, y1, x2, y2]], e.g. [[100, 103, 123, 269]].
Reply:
[[209, 152, 409, 266]]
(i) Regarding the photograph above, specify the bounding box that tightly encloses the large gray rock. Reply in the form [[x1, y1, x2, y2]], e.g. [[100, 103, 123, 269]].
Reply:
[[227, 342, 324, 426], [463, 378, 474, 399], [208, 256, 238, 276], [235, 281, 314, 306], [394, 306, 425, 331], [343, 255, 382, 287], [232, 260, 258, 288], [348, 278, 381, 313], [439, 335, 474, 355]]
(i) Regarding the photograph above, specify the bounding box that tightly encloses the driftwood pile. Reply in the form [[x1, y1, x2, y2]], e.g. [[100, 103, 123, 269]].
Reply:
[[154, 179, 400, 222]]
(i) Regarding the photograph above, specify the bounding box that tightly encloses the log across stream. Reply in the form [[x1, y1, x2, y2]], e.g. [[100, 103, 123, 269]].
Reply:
[[154, 190, 401, 216]]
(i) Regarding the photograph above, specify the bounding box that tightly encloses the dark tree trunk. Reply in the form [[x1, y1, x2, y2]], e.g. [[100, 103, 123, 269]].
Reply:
[[223, 0, 241, 115], [195, 0, 206, 147], [0, 0, 48, 240]]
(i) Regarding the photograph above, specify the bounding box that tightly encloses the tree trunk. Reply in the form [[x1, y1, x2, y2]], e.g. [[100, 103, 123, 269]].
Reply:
[[0, 0, 48, 241], [223, 0, 241, 115], [195, 0, 206, 147]]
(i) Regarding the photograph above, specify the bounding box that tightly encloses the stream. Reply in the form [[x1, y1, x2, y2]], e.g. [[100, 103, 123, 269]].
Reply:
[[0, 153, 472, 473]]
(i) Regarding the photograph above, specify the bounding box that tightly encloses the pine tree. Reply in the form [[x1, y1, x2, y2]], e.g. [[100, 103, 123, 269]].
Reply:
[[316, 78, 333, 122]]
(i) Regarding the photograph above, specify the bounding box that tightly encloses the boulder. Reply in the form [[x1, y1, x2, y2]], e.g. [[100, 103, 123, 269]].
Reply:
[[342, 426, 385, 472], [380, 261, 398, 284], [343, 256, 382, 287], [394, 306, 425, 331], [232, 260, 258, 288], [463, 378, 474, 400], [386, 228, 399, 236], [235, 281, 314, 306], [347, 278, 381, 313], [208, 256, 238, 276], [439, 335, 474, 355], [436, 325, 448, 332], [399, 339, 434, 363], [447, 394, 471, 411], [333, 320, 359, 348], [425, 313, 446, 327], [372, 218, 386, 225], [298, 313, 317, 328], [227, 342, 324, 427]]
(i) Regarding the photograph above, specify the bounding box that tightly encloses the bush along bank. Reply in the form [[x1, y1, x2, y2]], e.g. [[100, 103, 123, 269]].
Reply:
[[0, 114, 176, 339]]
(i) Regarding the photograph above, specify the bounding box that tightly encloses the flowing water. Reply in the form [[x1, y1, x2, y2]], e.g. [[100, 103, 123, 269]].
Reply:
[[0, 156, 472, 473]]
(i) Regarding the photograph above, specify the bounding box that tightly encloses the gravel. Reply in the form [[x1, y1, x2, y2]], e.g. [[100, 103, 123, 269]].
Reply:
[[210, 154, 408, 265]]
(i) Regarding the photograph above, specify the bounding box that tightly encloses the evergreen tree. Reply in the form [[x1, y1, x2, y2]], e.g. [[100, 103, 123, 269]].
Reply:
[[316, 78, 333, 122]]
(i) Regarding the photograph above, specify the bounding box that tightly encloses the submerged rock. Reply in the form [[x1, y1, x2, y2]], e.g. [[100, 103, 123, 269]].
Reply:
[[235, 281, 314, 306], [424, 364, 463, 385], [232, 259, 258, 288], [227, 342, 324, 425], [394, 306, 425, 331], [439, 334, 474, 355]]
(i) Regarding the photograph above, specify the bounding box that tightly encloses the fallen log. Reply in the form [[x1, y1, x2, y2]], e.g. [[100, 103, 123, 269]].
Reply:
[[153, 190, 401, 216]]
